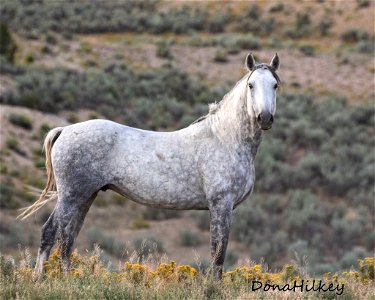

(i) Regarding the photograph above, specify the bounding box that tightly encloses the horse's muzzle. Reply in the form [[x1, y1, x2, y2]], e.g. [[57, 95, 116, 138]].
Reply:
[[257, 112, 273, 130]]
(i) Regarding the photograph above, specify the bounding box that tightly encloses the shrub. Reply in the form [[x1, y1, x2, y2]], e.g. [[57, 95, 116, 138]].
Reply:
[[341, 29, 369, 43], [178, 230, 201, 247], [0, 223, 34, 248], [6, 137, 19, 151], [207, 12, 230, 33], [156, 41, 172, 59], [8, 113, 33, 130], [213, 48, 228, 63], [339, 247, 371, 270], [41, 45, 53, 55], [131, 218, 150, 229], [235, 4, 262, 31], [133, 236, 164, 260], [33, 157, 45, 168], [0, 255, 14, 278], [142, 207, 180, 220], [235, 36, 261, 50], [86, 227, 127, 258], [299, 44, 315, 56], [0, 161, 7, 174], [224, 249, 239, 268], [269, 2, 284, 13], [355, 40, 375, 53], [357, 0, 370, 8], [284, 13, 311, 39], [78, 42, 92, 54], [67, 113, 79, 123], [45, 33, 58, 45], [0, 22, 17, 63], [25, 53, 34, 64], [317, 16, 333, 36], [0, 177, 21, 209], [190, 211, 210, 231], [39, 123, 52, 139]]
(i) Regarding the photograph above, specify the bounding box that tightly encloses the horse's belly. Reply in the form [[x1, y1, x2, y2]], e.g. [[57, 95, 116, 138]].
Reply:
[[111, 164, 208, 209], [112, 181, 208, 210]]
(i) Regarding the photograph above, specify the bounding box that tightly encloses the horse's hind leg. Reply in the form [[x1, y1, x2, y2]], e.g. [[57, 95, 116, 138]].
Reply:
[[57, 192, 98, 273], [35, 210, 58, 276]]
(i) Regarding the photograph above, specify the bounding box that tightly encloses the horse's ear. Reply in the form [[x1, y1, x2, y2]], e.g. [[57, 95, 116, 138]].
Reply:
[[245, 53, 256, 71], [270, 53, 279, 70]]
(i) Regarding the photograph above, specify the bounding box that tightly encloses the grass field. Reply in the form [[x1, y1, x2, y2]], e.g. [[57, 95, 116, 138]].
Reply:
[[0, 249, 373, 299]]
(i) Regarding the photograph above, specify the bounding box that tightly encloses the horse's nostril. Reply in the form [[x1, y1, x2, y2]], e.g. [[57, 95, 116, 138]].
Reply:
[[257, 114, 262, 122], [270, 115, 274, 123]]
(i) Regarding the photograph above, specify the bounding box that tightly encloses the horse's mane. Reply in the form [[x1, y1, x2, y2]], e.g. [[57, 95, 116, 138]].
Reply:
[[191, 64, 280, 125]]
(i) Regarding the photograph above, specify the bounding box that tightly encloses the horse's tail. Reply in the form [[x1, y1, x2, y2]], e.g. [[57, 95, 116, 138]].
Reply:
[[18, 127, 64, 220]]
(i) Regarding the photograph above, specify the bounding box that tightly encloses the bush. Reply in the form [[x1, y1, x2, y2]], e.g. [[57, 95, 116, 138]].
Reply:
[[8, 113, 33, 130], [355, 40, 375, 53], [207, 12, 230, 33], [86, 227, 127, 258], [0, 22, 17, 64], [234, 36, 261, 50], [357, 0, 370, 8], [0, 223, 34, 248], [45, 33, 58, 45], [178, 230, 201, 247], [213, 48, 228, 63], [33, 157, 45, 168], [190, 211, 210, 231], [0, 177, 21, 209], [0, 1, 209, 36], [142, 207, 181, 220], [133, 236, 164, 260], [299, 44, 315, 56], [269, 2, 284, 13], [0, 161, 7, 174], [0, 255, 14, 278], [341, 29, 369, 43], [224, 249, 239, 268], [317, 16, 333, 36], [6, 137, 19, 151], [156, 41, 172, 59], [39, 123, 52, 140], [1, 63, 223, 130], [25, 53, 34, 64], [131, 218, 150, 229], [339, 247, 371, 270], [284, 13, 311, 39]]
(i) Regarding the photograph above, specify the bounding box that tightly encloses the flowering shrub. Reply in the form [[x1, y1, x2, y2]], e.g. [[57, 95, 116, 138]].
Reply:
[[342, 257, 375, 285], [1, 251, 373, 299], [32, 250, 373, 288]]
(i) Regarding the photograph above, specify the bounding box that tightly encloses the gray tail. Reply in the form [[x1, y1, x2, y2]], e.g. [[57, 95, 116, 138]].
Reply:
[[18, 127, 63, 220]]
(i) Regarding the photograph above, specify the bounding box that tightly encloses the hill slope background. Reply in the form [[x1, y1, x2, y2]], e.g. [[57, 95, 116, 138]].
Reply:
[[0, 0, 374, 276]]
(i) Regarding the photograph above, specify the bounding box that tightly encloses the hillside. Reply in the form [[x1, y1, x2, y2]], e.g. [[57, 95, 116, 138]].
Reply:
[[0, 0, 374, 279]]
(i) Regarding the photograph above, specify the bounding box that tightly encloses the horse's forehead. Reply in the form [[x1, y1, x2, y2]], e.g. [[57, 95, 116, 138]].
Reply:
[[249, 68, 276, 83]]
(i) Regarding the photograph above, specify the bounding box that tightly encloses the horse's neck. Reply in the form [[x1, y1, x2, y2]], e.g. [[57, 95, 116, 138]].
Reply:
[[208, 77, 262, 153]]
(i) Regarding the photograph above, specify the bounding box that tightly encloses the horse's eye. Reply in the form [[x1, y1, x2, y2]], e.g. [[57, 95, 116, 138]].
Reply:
[[274, 84, 278, 89], [249, 83, 253, 89]]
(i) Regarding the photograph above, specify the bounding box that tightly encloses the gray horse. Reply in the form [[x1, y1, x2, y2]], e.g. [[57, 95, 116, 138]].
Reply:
[[20, 53, 281, 279]]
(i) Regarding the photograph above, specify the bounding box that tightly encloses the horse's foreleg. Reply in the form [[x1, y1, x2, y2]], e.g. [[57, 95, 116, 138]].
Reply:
[[209, 200, 233, 280]]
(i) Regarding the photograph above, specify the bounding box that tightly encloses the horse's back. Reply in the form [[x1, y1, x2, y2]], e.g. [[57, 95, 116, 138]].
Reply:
[[50, 119, 208, 208]]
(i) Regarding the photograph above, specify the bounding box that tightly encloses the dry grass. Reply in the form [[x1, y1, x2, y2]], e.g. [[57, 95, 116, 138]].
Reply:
[[0, 249, 373, 299]]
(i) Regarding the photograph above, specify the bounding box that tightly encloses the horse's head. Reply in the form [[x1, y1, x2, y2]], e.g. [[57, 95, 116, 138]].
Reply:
[[245, 53, 280, 130]]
